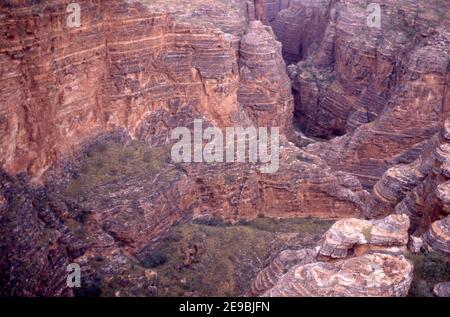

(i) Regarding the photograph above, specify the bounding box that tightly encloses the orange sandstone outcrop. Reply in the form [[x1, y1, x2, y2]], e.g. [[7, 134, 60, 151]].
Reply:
[[0, 0, 240, 179], [238, 20, 294, 135], [263, 252, 413, 297], [255, 214, 414, 297]]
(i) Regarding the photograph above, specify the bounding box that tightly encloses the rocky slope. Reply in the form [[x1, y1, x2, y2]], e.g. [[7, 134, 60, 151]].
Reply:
[[255, 214, 414, 297], [0, 0, 449, 297], [0, 0, 370, 296], [283, 0, 450, 189], [369, 117, 450, 229]]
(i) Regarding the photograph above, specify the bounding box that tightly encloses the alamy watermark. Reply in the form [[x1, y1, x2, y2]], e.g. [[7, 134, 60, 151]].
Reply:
[[64, 2, 381, 31], [66, 3, 81, 28], [367, 3, 381, 29], [66, 263, 81, 288], [170, 119, 280, 174]]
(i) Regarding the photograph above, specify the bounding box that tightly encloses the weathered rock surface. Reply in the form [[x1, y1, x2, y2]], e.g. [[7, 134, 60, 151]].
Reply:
[[238, 20, 294, 135], [0, 0, 374, 296], [319, 214, 410, 259], [0, 0, 242, 179], [141, 0, 292, 35], [250, 248, 317, 296], [284, 0, 450, 188], [270, 0, 329, 63], [0, 0, 448, 298], [259, 214, 414, 297], [433, 282, 450, 297], [424, 215, 450, 256], [263, 252, 413, 297], [140, 0, 252, 35], [367, 118, 450, 237]]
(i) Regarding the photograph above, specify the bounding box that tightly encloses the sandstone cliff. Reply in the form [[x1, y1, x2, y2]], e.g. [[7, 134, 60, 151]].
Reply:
[[0, 0, 449, 298], [281, 0, 450, 189], [0, 0, 242, 179], [0, 0, 372, 296]]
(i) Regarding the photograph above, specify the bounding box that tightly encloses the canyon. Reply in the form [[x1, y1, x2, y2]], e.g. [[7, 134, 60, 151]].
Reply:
[[0, 0, 449, 297]]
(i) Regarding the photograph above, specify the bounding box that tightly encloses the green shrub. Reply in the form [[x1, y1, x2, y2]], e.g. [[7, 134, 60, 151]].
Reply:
[[140, 250, 168, 268], [296, 154, 314, 163], [407, 251, 450, 297], [193, 217, 229, 227], [74, 276, 102, 297], [143, 151, 153, 163]]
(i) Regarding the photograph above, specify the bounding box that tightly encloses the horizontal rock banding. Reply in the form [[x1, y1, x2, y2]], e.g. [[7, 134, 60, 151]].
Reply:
[[283, 0, 450, 189], [249, 248, 317, 296], [263, 253, 413, 297], [319, 214, 410, 259], [258, 214, 414, 297], [424, 215, 450, 256]]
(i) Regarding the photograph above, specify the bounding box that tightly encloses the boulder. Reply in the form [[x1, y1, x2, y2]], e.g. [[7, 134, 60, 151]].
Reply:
[[319, 214, 409, 259], [263, 253, 413, 297]]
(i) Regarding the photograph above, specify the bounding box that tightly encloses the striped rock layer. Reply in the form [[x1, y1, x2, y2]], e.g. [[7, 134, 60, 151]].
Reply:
[[258, 214, 413, 297]]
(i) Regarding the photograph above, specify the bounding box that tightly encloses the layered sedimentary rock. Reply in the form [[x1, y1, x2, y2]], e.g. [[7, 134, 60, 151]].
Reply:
[[283, 0, 450, 188], [0, 0, 241, 179], [0, 0, 305, 180], [250, 248, 317, 296], [366, 117, 450, 242], [238, 20, 294, 135], [270, 0, 329, 63], [424, 215, 450, 256], [168, 137, 368, 221], [254, 0, 291, 24], [258, 214, 413, 297], [319, 214, 409, 259], [0, 0, 368, 220], [140, 0, 251, 35], [2, 0, 448, 298], [139, 0, 291, 35], [0, 0, 374, 296], [263, 252, 413, 297]]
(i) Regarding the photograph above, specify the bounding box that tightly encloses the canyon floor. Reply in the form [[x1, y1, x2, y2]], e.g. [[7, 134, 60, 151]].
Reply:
[[58, 140, 450, 297], [0, 0, 449, 297]]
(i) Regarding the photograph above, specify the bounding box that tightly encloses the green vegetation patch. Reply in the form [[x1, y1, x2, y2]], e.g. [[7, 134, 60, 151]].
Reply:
[[152, 217, 334, 297], [153, 224, 283, 297], [241, 216, 334, 234], [61, 140, 171, 200], [362, 225, 373, 242], [407, 251, 450, 297]]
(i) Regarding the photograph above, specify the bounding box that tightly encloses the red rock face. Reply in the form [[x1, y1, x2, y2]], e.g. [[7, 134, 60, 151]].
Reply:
[[280, 0, 450, 189], [238, 20, 294, 135], [0, 0, 366, 220], [270, 0, 329, 63], [0, 0, 242, 179], [0, 0, 448, 297], [0, 0, 374, 296], [269, 0, 449, 257], [364, 117, 450, 256]]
